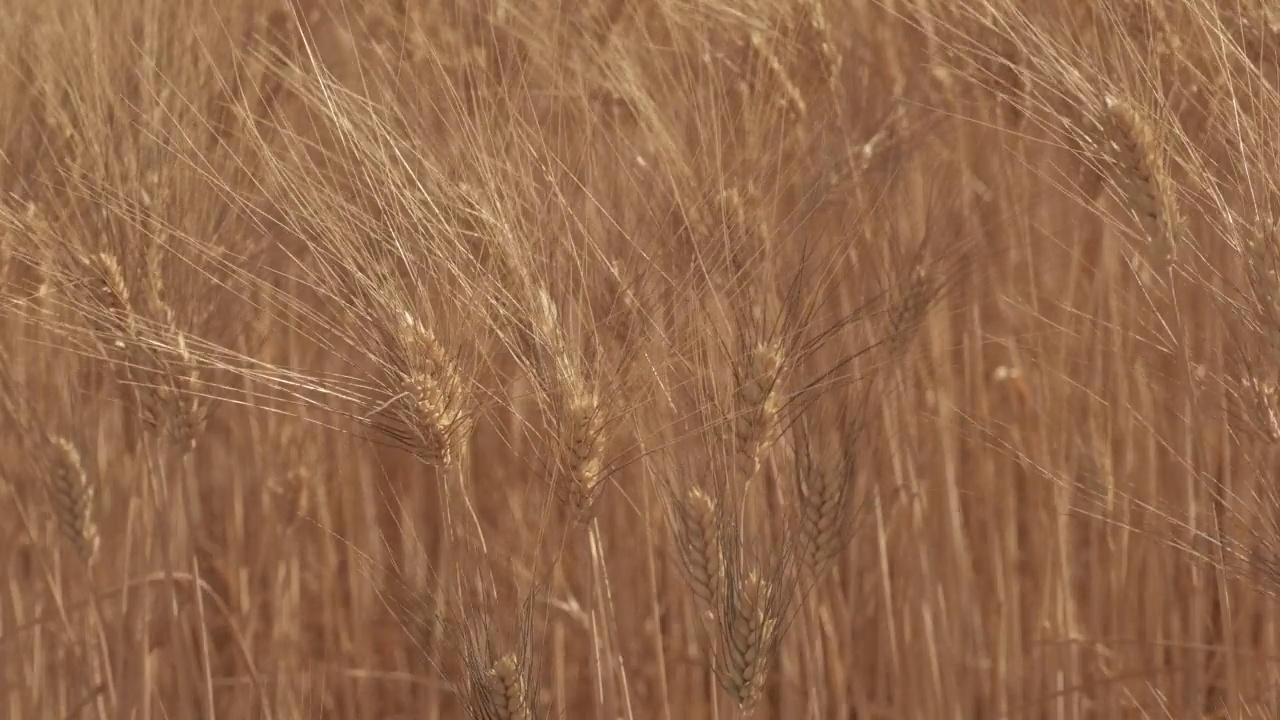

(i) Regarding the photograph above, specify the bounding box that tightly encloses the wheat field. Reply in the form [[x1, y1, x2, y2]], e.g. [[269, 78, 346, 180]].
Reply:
[[4, 0, 1280, 718]]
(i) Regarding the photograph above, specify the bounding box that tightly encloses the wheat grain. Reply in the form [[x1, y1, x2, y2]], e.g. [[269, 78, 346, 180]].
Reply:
[[164, 331, 208, 448], [510, 278, 619, 517]]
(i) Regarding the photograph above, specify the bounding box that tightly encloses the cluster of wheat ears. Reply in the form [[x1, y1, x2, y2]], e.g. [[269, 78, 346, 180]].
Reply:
[[8, 0, 1280, 718]]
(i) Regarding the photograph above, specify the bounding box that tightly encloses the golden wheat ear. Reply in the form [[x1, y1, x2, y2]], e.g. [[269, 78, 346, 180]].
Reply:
[[560, 386, 608, 517], [658, 454, 802, 712], [466, 652, 535, 720], [715, 552, 794, 711], [732, 338, 785, 482], [672, 484, 725, 618], [1099, 95, 1179, 276], [47, 435, 99, 565], [794, 430, 860, 576], [454, 585, 543, 720], [384, 309, 475, 469]]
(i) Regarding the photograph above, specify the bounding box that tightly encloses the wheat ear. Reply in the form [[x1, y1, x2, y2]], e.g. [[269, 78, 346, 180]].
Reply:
[[140, 267, 208, 448], [392, 309, 472, 467], [48, 436, 99, 565], [746, 31, 807, 119], [473, 653, 532, 720], [529, 282, 610, 517], [82, 252, 135, 339], [720, 569, 778, 710], [734, 340, 784, 480], [797, 452, 852, 573], [450, 581, 541, 720], [799, 0, 842, 87], [674, 486, 725, 615], [1101, 95, 1179, 274], [82, 252, 209, 448], [562, 387, 607, 517]]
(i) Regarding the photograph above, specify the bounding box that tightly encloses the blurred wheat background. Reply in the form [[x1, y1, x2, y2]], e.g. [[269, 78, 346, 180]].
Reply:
[[4, 0, 1280, 718]]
